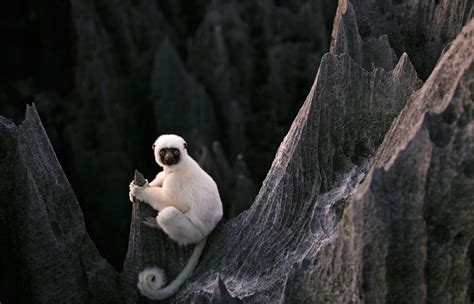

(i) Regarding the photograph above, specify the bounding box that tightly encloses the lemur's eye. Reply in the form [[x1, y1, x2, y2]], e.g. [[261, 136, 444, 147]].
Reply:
[[174, 150, 179, 156], [159, 150, 165, 156]]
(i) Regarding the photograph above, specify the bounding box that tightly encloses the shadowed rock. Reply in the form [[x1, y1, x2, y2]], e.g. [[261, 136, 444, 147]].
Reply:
[[0, 105, 121, 303], [278, 18, 473, 304], [0, 1, 472, 303], [172, 41, 422, 304], [331, 0, 473, 79]]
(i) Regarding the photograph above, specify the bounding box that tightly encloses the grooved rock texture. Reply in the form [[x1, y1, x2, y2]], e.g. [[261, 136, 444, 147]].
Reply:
[[279, 19, 474, 304], [172, 32, 421, 304], [0, 1, 472, 303], [332, 0, 473, 79], [0, 105, 121, 303], [171, 2, 473, 302]]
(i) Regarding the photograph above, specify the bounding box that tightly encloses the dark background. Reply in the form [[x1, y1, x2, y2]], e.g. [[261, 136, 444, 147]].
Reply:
[[0, 0, 337, 270]]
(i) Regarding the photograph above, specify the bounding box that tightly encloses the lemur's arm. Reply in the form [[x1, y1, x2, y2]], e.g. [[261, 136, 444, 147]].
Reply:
[[149, 171, 166, 187], [130, 182, 189, 213]]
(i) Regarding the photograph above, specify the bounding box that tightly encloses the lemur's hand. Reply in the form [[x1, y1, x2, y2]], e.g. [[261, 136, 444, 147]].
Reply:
[[129, 180, 149, 203]]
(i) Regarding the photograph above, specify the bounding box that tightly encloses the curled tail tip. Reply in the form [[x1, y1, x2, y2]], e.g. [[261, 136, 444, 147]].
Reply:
[[138, 267, 167, 292], [137, 239, 207, 300]]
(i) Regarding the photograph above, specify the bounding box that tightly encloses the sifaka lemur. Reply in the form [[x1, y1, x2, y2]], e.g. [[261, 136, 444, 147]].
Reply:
[[129, 134, 223, 300]]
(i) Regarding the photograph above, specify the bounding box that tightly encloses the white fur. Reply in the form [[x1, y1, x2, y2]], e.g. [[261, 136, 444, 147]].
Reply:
[[137, 267, 166, 294], [129, 134, 223, 300], [137, 239, 207, 300]]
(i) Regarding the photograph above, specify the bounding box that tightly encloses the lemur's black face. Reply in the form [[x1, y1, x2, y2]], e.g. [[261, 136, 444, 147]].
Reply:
[[158, 147, 181, 166]]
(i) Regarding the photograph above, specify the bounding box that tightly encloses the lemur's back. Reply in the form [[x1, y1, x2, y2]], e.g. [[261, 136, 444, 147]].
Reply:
[[178, 157, 223, 235]]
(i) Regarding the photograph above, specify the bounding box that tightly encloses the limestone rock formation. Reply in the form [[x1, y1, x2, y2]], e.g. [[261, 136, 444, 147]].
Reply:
[[0, 0, 472, 303], [0, 105, 120, 303]]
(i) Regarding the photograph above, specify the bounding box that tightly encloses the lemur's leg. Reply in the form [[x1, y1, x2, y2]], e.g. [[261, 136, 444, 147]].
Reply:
[[156, 207, 204, 245]]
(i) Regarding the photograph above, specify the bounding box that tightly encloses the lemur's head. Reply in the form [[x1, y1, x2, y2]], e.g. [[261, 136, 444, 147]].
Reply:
[[152, 134, 188, 167]]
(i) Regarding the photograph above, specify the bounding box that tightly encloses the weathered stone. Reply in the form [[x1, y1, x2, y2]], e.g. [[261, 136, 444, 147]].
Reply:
[[0, 105, 120, 302], [331, 0, 473, 79], [173, 46, 421, 303], [280, 19, 473, 304], [0, 1, 472, 303]]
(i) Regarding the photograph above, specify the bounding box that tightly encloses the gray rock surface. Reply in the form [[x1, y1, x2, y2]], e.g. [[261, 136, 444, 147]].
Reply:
[[0, 105, 121, 303], [0, 1, 472, 303], [334, 0, 472, 79], [280, 18, 474, 304], [172, 33, 422, 304]]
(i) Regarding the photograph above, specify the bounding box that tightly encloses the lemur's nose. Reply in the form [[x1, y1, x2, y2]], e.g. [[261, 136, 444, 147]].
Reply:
[[164, 152, 174, 163]]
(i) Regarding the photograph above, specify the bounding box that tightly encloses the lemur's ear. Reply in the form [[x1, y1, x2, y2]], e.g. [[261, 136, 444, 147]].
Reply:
[[183, 142, 188, 149]]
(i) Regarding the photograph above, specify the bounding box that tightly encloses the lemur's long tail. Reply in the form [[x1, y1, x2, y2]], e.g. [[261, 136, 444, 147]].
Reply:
[[137, 238, 207, 300]]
